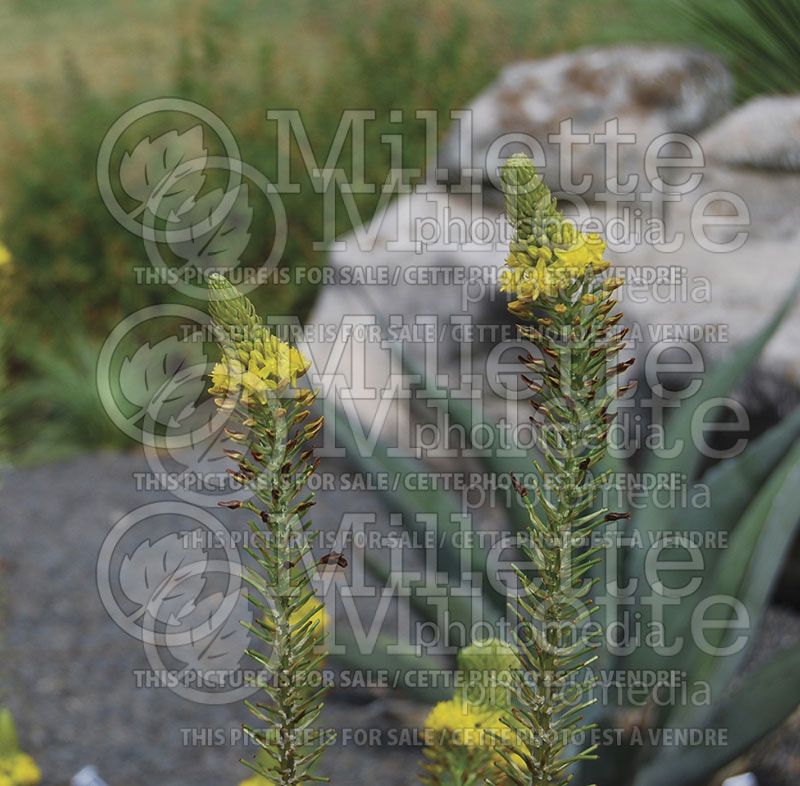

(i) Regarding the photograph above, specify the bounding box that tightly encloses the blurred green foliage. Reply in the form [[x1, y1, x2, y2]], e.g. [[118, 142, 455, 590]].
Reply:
[[0, 0, 791, 460], [680, 0, 800, 100], [0, 0, 525, 458]]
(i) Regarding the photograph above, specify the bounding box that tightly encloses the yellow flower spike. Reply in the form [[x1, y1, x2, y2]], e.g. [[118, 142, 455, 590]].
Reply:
[[500, 159, 612, 304], [496, 154, 628, 785], [209, 326, 311, 405], [0, 243, 11, 268], [207, 275, 326, 786]]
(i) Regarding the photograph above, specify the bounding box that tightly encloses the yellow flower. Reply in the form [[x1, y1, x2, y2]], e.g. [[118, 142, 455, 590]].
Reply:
[[240, 368, 274, 404], [424, 698, 510, 748], [291, 596, 327, 631], [500, 257, 560, 305], [424, 693, 526, 778], [208, 328, 310, 404], [552, 232, 608, 278], [9, 754, 40, 785], [259, 331, 310, 385], [209, 357, 245, 398], [0, 753, 41, 786], [263, 596, 327, 635], [0, 243, 10, 268], [239, 776, 272, 786], [501, 230, 611, 304]]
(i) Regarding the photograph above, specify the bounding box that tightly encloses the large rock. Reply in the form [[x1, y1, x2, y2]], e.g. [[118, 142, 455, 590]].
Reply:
[[665, 165, 800, 240], [699, 95, 800, 171], [306, 178, 800, 468], [617, 232, 800, 384], [305, 189, 515, 455], [306, 49, 800, 481], [438, 46, 732, 198], [665, 95, 800, 240]]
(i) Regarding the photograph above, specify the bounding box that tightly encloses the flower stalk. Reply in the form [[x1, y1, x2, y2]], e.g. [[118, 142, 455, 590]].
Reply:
[[207, 274, 328, 786], [497, 154, 631, 785]]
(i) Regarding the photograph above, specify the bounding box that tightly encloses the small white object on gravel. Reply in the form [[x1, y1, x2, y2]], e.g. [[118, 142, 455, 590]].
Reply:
[[71, 766, 110, 786], [722, 773, 758, 786]]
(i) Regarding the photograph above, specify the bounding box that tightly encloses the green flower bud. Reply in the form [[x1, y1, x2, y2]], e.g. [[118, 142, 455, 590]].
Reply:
[[208, 273, 261, 336], [456, 638, 520, 710]]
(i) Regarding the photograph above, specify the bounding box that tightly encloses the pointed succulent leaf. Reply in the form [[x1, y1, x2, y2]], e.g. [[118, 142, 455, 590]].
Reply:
[[633, 644, 800, 786]]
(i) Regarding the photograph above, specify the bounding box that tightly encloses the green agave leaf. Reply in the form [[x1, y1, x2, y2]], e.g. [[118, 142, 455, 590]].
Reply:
[[361, 297, 533, 523], [331, 405, 506, 619], [667, 438, 800, 730], [629, 278, 800, 564], [625, 403, 800, 676], [361, 548, 476, 629], [588, 448, 629, 671], [330, 404, 460, 544], [410, 369, 536, 522], [681, 403, 800, 546], [633, 643, 800, 786], [623, 281, 800, 672]]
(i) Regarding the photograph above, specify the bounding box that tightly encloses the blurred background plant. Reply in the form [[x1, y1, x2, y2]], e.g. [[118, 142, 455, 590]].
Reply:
[[677, 0, 800, 100], [0, 0, 747, 463]]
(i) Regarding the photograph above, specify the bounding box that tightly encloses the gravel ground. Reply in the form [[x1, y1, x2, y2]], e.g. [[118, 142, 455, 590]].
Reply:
[[0, 451, 797, 786], [0, 450, 427, 786]]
